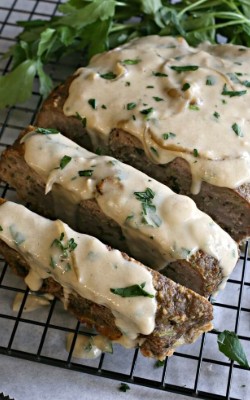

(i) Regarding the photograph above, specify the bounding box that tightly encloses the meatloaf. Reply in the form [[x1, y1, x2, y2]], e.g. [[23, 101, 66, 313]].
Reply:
[[0, 199, 213, 360], [0, 125, 238, 297], [36, 35, 250, 243]]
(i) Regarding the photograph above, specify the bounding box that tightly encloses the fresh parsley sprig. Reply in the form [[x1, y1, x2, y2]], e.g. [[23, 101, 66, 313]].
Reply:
[[1, 0, 250, 108]]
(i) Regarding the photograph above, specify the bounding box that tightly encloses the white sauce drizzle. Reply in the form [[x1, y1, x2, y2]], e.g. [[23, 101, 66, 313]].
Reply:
[[22, 131, 238, 291], [0, 201, 157, 338], [12, 292, 53, 312], [63, 35, 250, 193], [66, 333, 113, 359]]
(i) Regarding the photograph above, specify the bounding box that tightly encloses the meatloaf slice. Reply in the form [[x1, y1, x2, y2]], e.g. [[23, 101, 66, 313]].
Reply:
[[0, 126, 238, 298], [36, 76, 250, 243], [0, 199, 213, 360]]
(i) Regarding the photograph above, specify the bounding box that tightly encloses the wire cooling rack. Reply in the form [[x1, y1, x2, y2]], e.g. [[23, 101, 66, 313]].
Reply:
[[0, 1, 250, 399]]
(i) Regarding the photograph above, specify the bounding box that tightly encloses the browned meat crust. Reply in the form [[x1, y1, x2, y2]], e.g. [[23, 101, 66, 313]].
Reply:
[[0, 126, 227, 297], [36, 77, 250, 243], [0, 237, 213, 360]]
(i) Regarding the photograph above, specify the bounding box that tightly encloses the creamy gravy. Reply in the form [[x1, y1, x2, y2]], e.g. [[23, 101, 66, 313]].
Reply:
[[63, 36, 250, 193], [66, 333, 113, 359], [0, 201, 157, 338], [12, 292, 53, 312], [22, 131, 238, 291]]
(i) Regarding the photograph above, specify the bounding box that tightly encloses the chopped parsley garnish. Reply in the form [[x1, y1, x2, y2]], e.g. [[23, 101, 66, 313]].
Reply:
[[181, 82, 190, 91], [232, 123, 243, 137], [150, 146, 159, 157], [122, 58, 141, 65], [75, 112, 87, 128], [242, 80, 250, 87], [170, 65, 199, 72], [110, 282, 154, 298], [88, 98, 97, 109], [125, 81, 130, 86], [146, 85, 154, 88], [50, 256, 56, 269], [152, 71, 168, 77], [222, 84, 247, 97], [132, 115, 136, 121], [189, 104, 200, 111], [217, 330, 250, 368], [35, 127, 59, 135], [119, 383, 130, 392], [153, 96, 164, 102], [101, 104, 107, 109], [100, 72, 117, 80], [206, 76, 216, 86], [78, 169, 94, 177], [155, 360, 165, 367], [193, 148, 199, 157], [60, 155, 72, 169], [163, 132, 176, 140], [213, 111, 220, 119], [9, 225, 26, 246], [95, 147, 103, 155], [134, 187, 162, 227], [127, 102, 137, 110], [0, 225, 2, 231], [125, 214, 134, 222], [140, 107, 154, 116], [51, 232, 77, 261]]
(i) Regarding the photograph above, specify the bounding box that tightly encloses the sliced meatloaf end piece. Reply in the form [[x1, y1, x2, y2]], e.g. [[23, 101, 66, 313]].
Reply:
[[0, 200, 213, 360], [109, 129, 250, 244], [0, 126, 238, 298]]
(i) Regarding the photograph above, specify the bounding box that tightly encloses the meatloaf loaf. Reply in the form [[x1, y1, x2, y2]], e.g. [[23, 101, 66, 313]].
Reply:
[[0, 199, 213, 360], [0, 125, 238, 297], [36, 35, 250, 243]]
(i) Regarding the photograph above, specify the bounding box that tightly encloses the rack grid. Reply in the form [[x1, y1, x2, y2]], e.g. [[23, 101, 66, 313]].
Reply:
[[0, 1, 250, 399]]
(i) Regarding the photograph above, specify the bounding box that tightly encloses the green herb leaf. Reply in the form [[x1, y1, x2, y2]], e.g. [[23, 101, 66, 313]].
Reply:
[[119, 383, 130, 392], [232, 123, 243, 137], [213, 111, 220, 119], [50, 256, 56, 269], [127, 102, 137, 110], [111, 282, 154, 298], [88, 98, 97, 109], [150, 146, 159, 157], [78, 169, 94, 177], [134, 187, 162, 227], [146, 85, 154, 88], [153, 96, 164, 102], [9, 225, 26, 246], [162, 132, 176, 140], [122, 59, 141, 65], [100, 72, 117, 80], [189, 104, 199, 111], [170, 65, 199, 72], [35, 127, 60, 135], [101, 104, 107, 109], [222, 84, 247, 97], [155, 360, 165, 367], [140, 107, 154, 116], [217, 330, 250, 368], [181, 82, 190, 91], [75, 112, 87, 128], [152, 71, 168, 77], [60, 155, 72, 169], [0, 60, 37, 108], [0, 225, 3, 232], [206, 76, 216, 86], [193, 148, 199, 157]]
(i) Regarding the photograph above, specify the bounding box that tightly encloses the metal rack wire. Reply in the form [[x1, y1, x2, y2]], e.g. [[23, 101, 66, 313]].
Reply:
[[0, 1, 250, 399]]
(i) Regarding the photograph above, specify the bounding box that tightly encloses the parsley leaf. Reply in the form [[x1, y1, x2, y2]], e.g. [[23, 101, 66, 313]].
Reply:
[[110, 282, 154, 298], [35, 127, 60, 135], [152, 71, 168, 77], [88, 98, 97, 109], [78, 169, 94, 177], [232, 123, 243, 137], [170, 65, 199, 72], [122, 59, 141, 65], [222, 84, 247, 97], [127, 102, 137, 110], [119, 383, 130, 392], [100, 71, 117, 80], [75, 112, 87, 128], [134, 187, 162, 227], [218, 330, 250, 368], [60, 155, 72, 169]]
